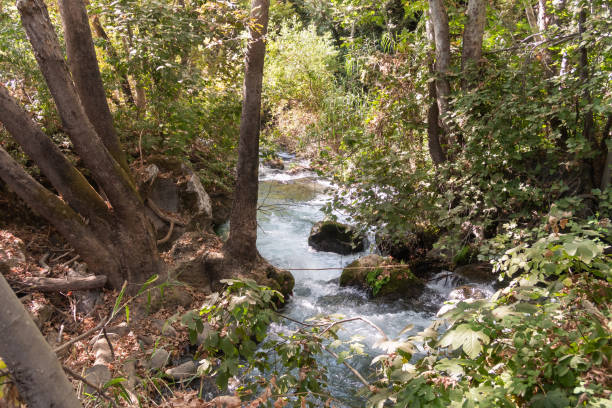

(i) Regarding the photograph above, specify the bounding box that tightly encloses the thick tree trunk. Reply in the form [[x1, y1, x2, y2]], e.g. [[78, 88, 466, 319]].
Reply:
[[91, 15, 135, 106], [18, 0, 140, 219], [428, 0, 452, 145], [0, 147, 123, 287], [0, 274, 83, 408], [0, 84, 109, 223], [224, 0, 269, 263], [6, 0, 162, 289], [57, 0, 130, 175], [461, 0, 487, 90]]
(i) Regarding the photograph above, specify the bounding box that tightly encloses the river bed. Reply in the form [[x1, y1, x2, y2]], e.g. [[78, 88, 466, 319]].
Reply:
[[252, 156, 485, 405]]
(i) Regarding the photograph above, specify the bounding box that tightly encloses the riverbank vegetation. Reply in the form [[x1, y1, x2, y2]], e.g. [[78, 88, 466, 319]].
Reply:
[[0, 0, 610, 406]]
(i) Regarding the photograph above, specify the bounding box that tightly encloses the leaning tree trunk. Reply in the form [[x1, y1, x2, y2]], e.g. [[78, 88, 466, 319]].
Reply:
[[0, 0, 163, 290], [57, 0, 130, 175], [428, 0, 452, 149], [224, 0, 270, 263], [461, 0, 487, 90], [0, 273, 83, 408]]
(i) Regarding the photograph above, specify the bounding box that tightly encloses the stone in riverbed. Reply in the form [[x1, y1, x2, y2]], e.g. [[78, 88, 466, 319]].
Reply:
[[339, 254, 424, 299], [308, 221, 365, 255]]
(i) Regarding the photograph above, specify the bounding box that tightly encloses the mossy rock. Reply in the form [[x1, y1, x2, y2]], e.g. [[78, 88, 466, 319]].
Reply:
[[308, 221, 365, 255], [340, 254, 424, 299]]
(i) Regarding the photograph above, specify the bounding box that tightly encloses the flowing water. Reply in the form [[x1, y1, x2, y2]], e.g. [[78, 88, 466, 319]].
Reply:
[[245, 155, 492, 406]]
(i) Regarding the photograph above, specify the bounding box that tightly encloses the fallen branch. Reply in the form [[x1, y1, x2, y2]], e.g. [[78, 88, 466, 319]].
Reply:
[[21, 275, 107, 292]]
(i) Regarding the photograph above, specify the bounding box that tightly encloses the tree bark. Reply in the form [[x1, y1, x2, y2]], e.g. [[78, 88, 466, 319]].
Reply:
[[461, 0, 487, 90], [428, 0, 452, 145], [4, 0, 163, 290], [91, 15, 135, 106], [224, 0, 269, 263], [426, 16, 446, 165], [0, 273, 83, 408], [0, 84, 110, 223], [20, 275, 108, 292], [0, 147, 124, 286], [578, 8, 595, 191], [57, 0, 130, 175]]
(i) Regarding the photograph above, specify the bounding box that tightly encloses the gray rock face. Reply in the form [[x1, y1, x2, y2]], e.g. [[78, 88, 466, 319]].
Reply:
[[165, 360, 196, 380], [148, 348, 170, 370], [140, 157, 214, 246], [308, 221, 365, 255], [84, 365, 111, 394]]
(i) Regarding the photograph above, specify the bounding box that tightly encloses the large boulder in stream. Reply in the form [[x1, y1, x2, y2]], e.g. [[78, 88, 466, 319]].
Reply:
[[340, 254, 424, 299], [308, 221, 365, 255]]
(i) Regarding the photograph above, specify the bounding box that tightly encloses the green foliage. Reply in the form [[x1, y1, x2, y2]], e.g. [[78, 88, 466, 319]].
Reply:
[[180, 279, 342, 406], [366, 221, 612, 407], [366, 267, 390, 296]]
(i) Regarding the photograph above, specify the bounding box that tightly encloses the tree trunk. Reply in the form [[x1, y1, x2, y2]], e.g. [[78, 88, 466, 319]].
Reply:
[[57, 0, 130, 175], [461, 0, 487, 90], [0, 147, 124, 287], [224, 0, 269, 263], [578, 8, 595, 191], [428, 0, 452, 146], [0, 274, 83, 408], [426, 16, 446, 165], [3, 0, 163, 290], [91, 15, 135, 106]]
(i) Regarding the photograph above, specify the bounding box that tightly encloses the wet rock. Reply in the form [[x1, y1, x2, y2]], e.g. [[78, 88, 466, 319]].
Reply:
[[148, 348, 170, 370], [376, 229, 437, 262], [340, 254, 424, 299], [264, 158, 285, 170], [308, 221, 365, 255], [449, 285, 488, 301], [165, 360, 196, 380], [84, 365, 111, 394], [454, 262, 494, 283]]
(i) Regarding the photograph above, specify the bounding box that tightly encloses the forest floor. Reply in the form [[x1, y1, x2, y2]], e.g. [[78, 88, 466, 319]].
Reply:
[[0, 195, 240, 407]]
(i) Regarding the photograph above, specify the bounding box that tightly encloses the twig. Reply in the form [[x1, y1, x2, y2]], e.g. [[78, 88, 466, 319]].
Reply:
[[61, 254, 81, 268], [157, 220, 175, 245], [63, 365, 116, 405], [102, 328, 116, 361], [319, 317, 388, 340], [322, 345, 370, 388], [39, 252, 50, 272], [51, 249, 75, 263], [54, 318, 108, 353]]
